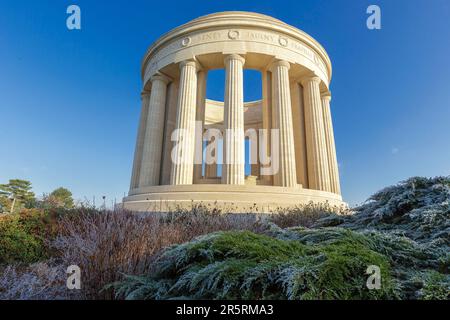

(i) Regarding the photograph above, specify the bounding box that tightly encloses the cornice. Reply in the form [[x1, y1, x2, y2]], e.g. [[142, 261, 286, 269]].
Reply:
[[141, 11, 332, 82]]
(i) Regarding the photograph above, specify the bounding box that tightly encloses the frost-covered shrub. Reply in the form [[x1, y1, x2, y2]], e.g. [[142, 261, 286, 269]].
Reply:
[[268, 202, 344, 228], [419, 271, 450, 300], [111, 230, 397, 300], [314, 176, 450, 244], [51, 210, 185, 299], [0, 260, 79, 300], [267, 226, 448, 299], [50, 208, 265, 299], [2, 176, 449, 300], [112, 180, 450, 300]]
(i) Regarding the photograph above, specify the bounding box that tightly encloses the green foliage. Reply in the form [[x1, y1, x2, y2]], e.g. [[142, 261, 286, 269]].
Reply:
[[420, 271, 450, 300], [268, 202, 342, 228], [42, 187, 75, 209], [0, 179, 36, 212], [111, 230, 397, 300], [0, 209, 54, 264], [315, 176, 450, 245], [0, 196, 10, 213], [274, 226, 448, 299], [1, 175, 447, 300], [112, 176, 450, 300]]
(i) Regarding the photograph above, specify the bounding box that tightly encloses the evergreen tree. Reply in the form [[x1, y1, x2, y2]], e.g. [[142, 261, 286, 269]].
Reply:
[[0, 179, 36, 212], [48, 187, 75, 209]]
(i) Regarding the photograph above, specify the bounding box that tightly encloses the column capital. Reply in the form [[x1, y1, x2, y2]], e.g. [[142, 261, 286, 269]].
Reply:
[[197, 67, 209, 74], [179, 60, 201, 71], [321, 91, 332, 102], [300, 75, 321, 86], [151, 73, 171, 85], [224, 54, 245, 65], [140, 91, 151, 98], [269, 59, 290, 72]]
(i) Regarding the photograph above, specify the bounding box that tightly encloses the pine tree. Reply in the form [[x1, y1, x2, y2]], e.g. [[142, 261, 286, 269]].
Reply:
[[0, 179, 36, 213]]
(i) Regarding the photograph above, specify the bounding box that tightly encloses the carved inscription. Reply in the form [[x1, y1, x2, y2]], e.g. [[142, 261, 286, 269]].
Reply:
[[247, 31, 275, 42], [145, 28, 328, 81], [198, 32, 222, 41]]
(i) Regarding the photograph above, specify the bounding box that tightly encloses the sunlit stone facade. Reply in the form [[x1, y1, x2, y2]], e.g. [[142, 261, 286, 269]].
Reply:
[[123, 12, 345, 212]]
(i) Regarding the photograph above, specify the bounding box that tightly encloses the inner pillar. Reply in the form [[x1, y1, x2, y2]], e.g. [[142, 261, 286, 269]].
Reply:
[[222, 54, 246, 185], [205, 136, 218, 178], [194, 69, 207, 183], [290, 81, 309, 188], [260, 70, 273, 185], [160, 80, 179, 185]]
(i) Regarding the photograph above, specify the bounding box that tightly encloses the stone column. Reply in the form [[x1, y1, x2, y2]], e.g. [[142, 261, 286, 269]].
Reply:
[[193, 69, 207, 183], [129, 91, 150, 190], [290, 81, 309, 188], [270, 60, 297, 187], [301, 76, 331, 192], [250, 133, 260, 177], [222, 54, 245, 185], [170, 60, 198, 185], [205, 138, 218, 178], [260, 70, 273, 185], [138, 74, 170, 187], [160, 80, 179, 185], [322, 92, 341, 194]]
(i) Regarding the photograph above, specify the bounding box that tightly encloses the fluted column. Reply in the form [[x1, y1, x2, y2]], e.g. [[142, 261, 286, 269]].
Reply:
[[138, 75, 170, 187], [322, 92, 341, 194], [170, 60, 198, 185], [222, 54, 245, 185], [129, 91, 150, 190], [260, 70, 273, 185], [270, 60, 297, 187], [250, 134, 260, 177], [194, 69, 207, 183], [290, 81, 309, 188], [301, 76, 331, 191], [160, 80, 179, 185]]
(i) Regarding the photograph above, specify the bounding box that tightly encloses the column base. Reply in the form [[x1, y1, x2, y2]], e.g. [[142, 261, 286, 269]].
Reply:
[[123, 184, 346, 213]]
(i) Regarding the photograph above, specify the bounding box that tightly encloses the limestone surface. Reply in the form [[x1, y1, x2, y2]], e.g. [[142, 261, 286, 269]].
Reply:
[[124, 11, 345, 212]]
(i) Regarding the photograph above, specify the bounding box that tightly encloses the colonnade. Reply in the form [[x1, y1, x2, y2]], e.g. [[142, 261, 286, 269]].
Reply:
[[129, 54, 341, 195]]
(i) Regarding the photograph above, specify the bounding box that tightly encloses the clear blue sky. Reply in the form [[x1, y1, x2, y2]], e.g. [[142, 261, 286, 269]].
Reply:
[[1, 0, 449, 206]]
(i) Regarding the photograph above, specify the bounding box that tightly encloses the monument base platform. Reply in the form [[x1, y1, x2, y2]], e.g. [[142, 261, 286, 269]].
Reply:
[[123, 184, 346, 213]]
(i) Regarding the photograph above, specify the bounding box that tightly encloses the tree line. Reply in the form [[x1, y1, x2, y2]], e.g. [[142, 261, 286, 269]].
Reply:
[[0, 179, 74, 214]]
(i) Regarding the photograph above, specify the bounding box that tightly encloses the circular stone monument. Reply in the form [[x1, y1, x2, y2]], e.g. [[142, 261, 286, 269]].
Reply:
[[123, 11, 346, 212]]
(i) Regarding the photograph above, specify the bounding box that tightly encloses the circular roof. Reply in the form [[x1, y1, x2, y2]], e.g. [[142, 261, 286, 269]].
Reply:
[[142, 11, 332, 81]]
